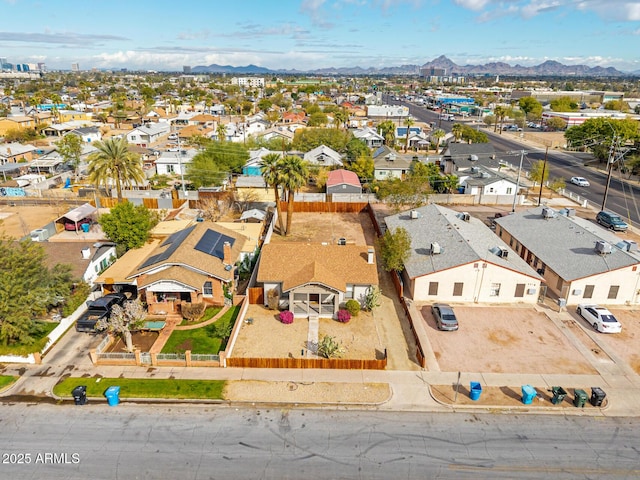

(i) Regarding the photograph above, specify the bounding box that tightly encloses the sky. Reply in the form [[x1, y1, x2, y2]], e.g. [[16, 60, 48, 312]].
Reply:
[[1, 0, 639, 72]]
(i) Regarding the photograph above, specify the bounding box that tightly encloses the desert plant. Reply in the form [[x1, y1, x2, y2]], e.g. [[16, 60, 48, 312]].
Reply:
[[363, 286, 381, 312], [267, 288, 279, 310], [336, 309, 351, 323], [181, 302, 206, 322], [317, 335, 343, 359], [279, 310, 294, 324], [345, 299, 361, 317]]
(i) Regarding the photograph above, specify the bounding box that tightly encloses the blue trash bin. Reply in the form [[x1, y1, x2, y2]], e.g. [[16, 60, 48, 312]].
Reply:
[[105, 386, 121, 407], [521, 384, 537, 405], [81, 223, 90, 233], [469, 381, 482, 401]]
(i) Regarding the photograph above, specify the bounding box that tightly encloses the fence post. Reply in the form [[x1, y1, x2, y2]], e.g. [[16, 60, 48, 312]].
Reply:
[[151, 352, 157, 366], [134, 349, 141, 366], [33, 351, 42, 364], [185, 350, 192, 367], [89, 349, 98, 365]]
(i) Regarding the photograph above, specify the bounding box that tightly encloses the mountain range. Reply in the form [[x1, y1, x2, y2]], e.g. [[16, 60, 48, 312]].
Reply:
[[191, 55, 630, 77]]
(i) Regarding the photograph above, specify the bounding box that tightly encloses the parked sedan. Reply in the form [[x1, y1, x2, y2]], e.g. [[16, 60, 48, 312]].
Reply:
[[576, 304, 622, 333], [570, 176, 590, 187], [431, 303, 459, 331]]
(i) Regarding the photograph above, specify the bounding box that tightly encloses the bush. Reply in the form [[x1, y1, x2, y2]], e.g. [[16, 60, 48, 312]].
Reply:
[[279, 310, 294, 324], [182, 302, 206, 322], [345, 299, 361, 317], [267, 288, 279, 310], [62, 282, 92, 317], [336, 309, 351, 323]]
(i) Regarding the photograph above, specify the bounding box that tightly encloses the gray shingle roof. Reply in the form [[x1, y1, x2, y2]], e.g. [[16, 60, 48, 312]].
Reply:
[[495, 206, 640, 281], [384, 204, 541, 279]]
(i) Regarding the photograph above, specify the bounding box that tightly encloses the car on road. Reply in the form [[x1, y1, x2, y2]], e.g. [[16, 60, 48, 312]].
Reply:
[[570, 176, 590, 187], [431, 303, 459, 331], [576, 304, 622, 333], [596, 211, 628, 231]]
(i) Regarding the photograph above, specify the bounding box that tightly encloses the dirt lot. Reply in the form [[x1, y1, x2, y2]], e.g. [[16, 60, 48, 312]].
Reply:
[[107, 331, 159, 353], [592, 308, 640, 375], [421, 305, 598, 374], [269, 212, 371, 246], [0, 204, 68, 238]]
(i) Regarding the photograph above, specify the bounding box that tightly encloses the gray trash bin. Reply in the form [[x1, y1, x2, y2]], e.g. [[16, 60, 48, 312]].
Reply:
[[72, 385, 87, 405]]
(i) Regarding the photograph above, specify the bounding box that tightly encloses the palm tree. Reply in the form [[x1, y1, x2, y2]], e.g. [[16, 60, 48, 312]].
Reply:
[[451, 123, 463, 142], [494, 106, 507, 134], [259, 153, 286, 235], [431, 128, 445, 153], [280, 155, 309, 237], [216, 123, 227, 142], [87, 137, 144, 202], [404, 117, 415, 152], [333, 109, 348, 130]]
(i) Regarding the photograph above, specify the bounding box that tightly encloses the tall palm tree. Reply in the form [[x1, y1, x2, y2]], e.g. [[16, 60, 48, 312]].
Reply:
[[494, 106, 507, 134], [333, 109, 348, 130], [259, 153, 285, 235], [87, 137, 144, 202], [431, 128, 445, 153], [280, 155, 309, 237], [451, 123, 463, 143], [404, 117, 415, 152]]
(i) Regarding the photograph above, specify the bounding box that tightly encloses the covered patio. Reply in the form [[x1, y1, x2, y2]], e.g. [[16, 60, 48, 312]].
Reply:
[[56, 202, 97, 232]]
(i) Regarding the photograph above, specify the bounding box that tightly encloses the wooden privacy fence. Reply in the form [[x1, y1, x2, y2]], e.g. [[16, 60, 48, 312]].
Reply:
[[226, 355, 387, 370], [99, 197, 186, 209], [278, 201, 369, 214], [247, 287, 264, 305]]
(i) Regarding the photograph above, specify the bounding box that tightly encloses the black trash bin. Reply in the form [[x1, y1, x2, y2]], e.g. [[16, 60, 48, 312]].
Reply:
[[551, 386, 567, 405], [590, 387, 606, 407], [573, 389, 588, 408], [72, 385, 87, 405]]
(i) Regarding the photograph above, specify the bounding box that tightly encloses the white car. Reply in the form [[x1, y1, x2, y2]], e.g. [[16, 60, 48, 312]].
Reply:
[[576, 304, 622, 333], [570, 176, 590, 187]]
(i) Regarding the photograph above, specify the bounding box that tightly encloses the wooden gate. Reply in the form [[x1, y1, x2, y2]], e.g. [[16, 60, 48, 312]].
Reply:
[[248, 287, 264, 304]]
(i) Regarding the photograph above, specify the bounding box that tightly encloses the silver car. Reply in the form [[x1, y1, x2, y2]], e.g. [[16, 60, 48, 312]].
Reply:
[[431, 303, 459, 331]]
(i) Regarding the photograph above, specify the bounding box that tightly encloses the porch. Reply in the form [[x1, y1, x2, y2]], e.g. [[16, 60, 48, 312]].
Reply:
[[289, 287, 339, 318]]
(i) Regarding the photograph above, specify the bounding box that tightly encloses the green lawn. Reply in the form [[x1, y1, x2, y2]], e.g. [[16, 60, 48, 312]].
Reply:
[[179, 306, 222, 326], [0, 322, 58, 356], [54, 377, 226, 400], [162, 306, 240, 354], [0, 375, 18, 390]]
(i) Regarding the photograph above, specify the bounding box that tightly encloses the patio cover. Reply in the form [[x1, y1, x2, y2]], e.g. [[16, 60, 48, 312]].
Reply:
[[58, 203, 97, 223]]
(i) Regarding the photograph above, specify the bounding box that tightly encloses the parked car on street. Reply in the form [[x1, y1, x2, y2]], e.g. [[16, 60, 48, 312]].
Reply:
[[431, 303, 459, 331], [596, 211, 628, 231], [576, 304, 622, 333], [570, 176, 590, 187]]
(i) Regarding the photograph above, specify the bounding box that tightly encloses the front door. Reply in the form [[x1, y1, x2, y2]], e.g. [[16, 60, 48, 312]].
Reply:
[[309, 293, 320, 314]]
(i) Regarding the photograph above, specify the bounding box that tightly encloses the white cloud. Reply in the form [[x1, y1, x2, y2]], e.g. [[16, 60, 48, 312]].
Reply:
[[452, 0, 491, 11]]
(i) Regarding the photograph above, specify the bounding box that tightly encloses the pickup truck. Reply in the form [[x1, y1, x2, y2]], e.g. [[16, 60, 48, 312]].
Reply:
[[76, 293, 127, 333]]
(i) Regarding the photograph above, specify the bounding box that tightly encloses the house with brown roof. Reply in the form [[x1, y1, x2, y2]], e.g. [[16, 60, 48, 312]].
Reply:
[[257, 244, 378, 318]]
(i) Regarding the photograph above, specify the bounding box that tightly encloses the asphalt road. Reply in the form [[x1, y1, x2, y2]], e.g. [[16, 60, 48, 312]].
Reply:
[[387, 95, 640, 226], [1, 404, 639, 479]]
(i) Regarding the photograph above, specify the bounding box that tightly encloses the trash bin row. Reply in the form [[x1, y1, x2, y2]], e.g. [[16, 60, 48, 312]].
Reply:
[[72, 385, 121, 406], [467, 382, 606, 407]]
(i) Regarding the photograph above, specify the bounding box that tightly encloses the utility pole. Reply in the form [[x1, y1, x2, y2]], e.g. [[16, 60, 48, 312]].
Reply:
[[538, 146, 549, 205], [512, 150, 525, 213], [601, 135, 618, 212]]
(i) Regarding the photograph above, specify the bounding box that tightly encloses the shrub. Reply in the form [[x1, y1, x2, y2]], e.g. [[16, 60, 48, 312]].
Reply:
[[336, 309, 351, 323], [182, 302, 206, 322], [267, 288, 279, 310], [318, 335, 343, 359], [62, 282, 92, 317], [279, 310, 294, 324], [345, 299, 361, 317]]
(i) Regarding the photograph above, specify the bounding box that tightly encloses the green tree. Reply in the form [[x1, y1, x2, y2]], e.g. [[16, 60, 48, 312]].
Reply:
[[308, 111, 328, 127], [56, 134, 83, 180], [280, 155, 309, 236], [292, 127, 352, 153], [565, 118, 640, 160], [483, 115, 496, 128], [186, 142, 249, 189], [87, 137, 144, 202], [378, 227, 411, 272], [257, 98, 272, 112], [493, 105, 507, 133], [0, 237, 73, 345], [545, 117, 568, 131], [529, 160, 550, 185], [333, 109, 348, 129], [460, 125, 489, 144], [431, 128, 445, 152], [451, 123, 463, 142], [99, 202, 158, 254], [259, 153, 286, 235], [377, 120, 396, 146], [550, 96, 579, 112], [518, 97, 543, 118]]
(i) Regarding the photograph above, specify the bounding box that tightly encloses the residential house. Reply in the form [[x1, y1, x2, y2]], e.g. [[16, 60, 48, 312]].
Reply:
[[0, 116, 35, 135], [234, 175, 274, 202], [326, 169, 362, 194], [458, 165, 519, 199], [384, 204, 542, 303], [144, 107, 176, 124], [282, 111, 306, 124], [441, 143, 500, 175], [257, 243, 379, 318], [256, 127, 295, 143], [395, 126, 428, 150], [303, 145, 343, 167], [353, 127, 384, 148], [373, 145, 413, 180], [42, 120, 93, 138], [243, 148, 278, 176], [495, 206, 640, 305], [66, 126, 101, 143], [126, 122, 171, 147], [154, 149, 197, 176], [41, 241, 116, 286], [0, 143, 36, 165]]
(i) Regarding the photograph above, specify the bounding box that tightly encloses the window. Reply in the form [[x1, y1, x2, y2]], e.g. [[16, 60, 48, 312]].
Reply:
[[490, 283, 501, 297], [345, 284, 354, 299], [506, 187, 513, 194], [167, 164, 175, 173], [583, 285, 594, 299], [608, 285, 620, 300], [203, 281, 213, 296], [453, 282, 463, 296], [509, 237, 514, 247], [428, 282, 439, 296], [514, 284, 525, 297]]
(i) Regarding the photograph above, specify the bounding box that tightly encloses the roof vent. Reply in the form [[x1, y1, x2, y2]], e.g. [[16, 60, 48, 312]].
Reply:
[[498, 247, 508, 258], [480, 171, 490, 178], [469, 154, 478, 161], [595, 241, 612, 255], [470, 166, 479, 174], [623, 240, 638, 252], [337, 237, 346, 245], [410, 210, 420, 219], [542, 207, 556, 219], [460, 212, 470, 221], [430, 242, 442, 255]]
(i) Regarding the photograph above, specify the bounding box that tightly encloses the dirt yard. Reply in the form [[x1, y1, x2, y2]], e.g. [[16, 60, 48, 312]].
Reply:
[[421, 305, 598, 374], [231, 305, 383, 359], [0, 204, 68, 238], [595, 308, 640, 374], [106, 331, 159, 353], [269, 212, 371, 246]]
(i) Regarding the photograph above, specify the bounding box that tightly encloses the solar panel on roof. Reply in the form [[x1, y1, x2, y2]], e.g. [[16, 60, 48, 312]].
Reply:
[[194, 229, 235, 260], [139, 225, 195, 269]]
